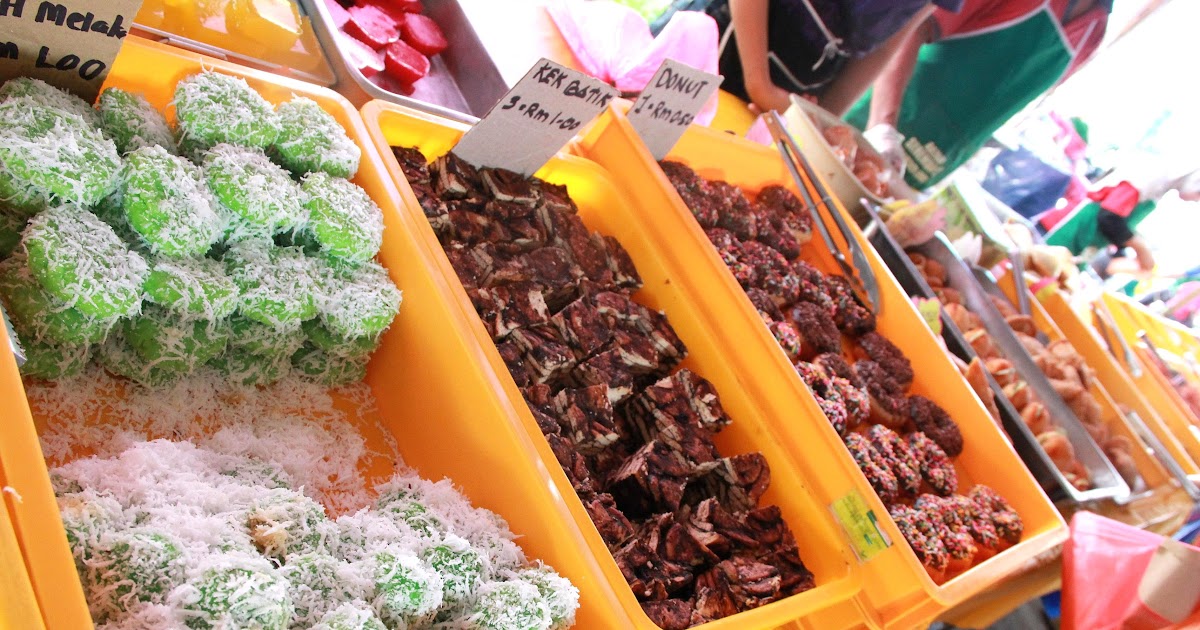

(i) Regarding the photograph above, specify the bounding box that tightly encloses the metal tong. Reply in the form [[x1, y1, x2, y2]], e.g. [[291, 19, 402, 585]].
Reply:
[[763, 111, 879, 313], [1092, 300, 1141, 378], [1124, 409, 1200, 501], [1009, 250, 1033, 316]]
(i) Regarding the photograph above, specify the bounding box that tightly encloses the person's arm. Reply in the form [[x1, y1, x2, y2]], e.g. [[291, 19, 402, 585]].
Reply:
[[728, 0, 792, 113], [1096, 208, 1155, 270], [819, 5, 935, 116], [865, 15, 933, 128]]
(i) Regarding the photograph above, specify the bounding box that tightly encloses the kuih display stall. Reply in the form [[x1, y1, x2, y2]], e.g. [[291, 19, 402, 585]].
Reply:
[[361, 99, 873, 630], [0, 37, 620, 630], [573, 105, 1067, 629]]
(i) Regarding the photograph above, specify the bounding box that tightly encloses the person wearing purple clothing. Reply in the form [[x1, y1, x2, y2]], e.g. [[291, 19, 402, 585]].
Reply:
[[696, 0, 964, 114]]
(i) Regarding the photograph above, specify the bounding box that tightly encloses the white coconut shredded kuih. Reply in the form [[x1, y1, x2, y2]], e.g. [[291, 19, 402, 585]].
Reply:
[[96, 87, 177, 156], [0, 76, 100, 125], [21, 204, 149, 319], [202, 143, 306, 233], [48, 411, 578, 628], [0, 95, 121, 206], [32, 368, 386, 512]]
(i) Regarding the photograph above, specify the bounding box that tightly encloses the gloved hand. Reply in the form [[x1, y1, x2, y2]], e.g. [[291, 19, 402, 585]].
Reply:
[[863, 123, 906, 181]]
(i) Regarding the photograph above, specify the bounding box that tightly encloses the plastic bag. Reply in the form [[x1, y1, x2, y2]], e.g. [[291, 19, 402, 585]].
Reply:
[[546, 0, 720, 124], [1063, 512, 1200, 630]]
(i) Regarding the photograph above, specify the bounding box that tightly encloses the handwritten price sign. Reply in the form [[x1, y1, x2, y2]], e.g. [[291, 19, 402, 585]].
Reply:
[[0, 0, 143, 99], [454, 58, 617, 176], [627, 59, 722, 160]]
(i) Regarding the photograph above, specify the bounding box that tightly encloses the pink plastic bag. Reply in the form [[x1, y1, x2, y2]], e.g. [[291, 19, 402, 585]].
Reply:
[[1063, 512, 1200, 630], [545, 0, 720, 125]]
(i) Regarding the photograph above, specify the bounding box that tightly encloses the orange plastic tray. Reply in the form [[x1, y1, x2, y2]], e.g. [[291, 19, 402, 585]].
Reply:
[[359, 100, 872, 630], [576, 107, 1067, 629], [1031, 290, 1200, 477], [0, 38, 633, 630], [1100, 293, 1200, 466], [133, 0, 335, 86], [0, 348, 45, 630], [994, 275, 1170, 493]]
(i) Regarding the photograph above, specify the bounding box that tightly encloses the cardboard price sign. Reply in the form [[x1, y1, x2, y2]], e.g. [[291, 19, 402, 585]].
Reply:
[[453, 58, 617, 176], [627, 59, 722, 160], [0, 0, 143, 100]]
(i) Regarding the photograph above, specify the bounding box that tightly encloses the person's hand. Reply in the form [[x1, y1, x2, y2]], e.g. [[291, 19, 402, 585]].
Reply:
[[863, 123, 906, 179], [745, 79, 794, 114], [1127, 235, 1156, 272], [1135, 248, 1156, 272]]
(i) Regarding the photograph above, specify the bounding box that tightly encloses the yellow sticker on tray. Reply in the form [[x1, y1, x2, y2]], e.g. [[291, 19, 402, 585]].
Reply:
[[914, 297, 943, 335], [830, 491, 891, 562]]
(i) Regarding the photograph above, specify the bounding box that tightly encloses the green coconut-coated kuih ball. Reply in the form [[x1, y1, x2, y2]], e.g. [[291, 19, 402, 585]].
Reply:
[[203, 143, 305, 233], [184, 564, 294, 630], [123, 145, 223, 258], [209, 347, 292, 387], [86, 529, 185, 620], [317, 261, 401, 341], [246, 488, 331, 561], [509, 565, 580, 630], [22, 204, 149, 319], [0, 210, 27, 258], [97, 87, 177, 155], [272, 97, 361, 178], [302, 319, 377, 358], [421, 535, 485, 607], [144, 257, 240, 320], [226, 242, 317, 329], [280, 554, 365, 628], [124, 306, 229, 373], [312, 603, 387, 630], [0, 165, 50, 218], [97, 334, 185, 388], [92, 189, 147, 253], [0, 255, 115, 345], [371, 550, 444, 628], [301, 173, 384, 265], [465, 580, 553, 630], [174, 72, 281, 151], [0, 77, 100, 125], [18, 335, 90, 380], [0, 96, 121, 206], [374, 489, 444, 539], [292, 343, 368, 387], [226, 314, 306, 357], [58, 492, 128, 570]]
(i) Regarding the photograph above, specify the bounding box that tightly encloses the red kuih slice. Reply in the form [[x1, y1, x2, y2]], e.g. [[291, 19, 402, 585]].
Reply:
[[357, 0, 424, 20], [400, 12, 447, 56], [340, 32, 385, 77], [324, 0, 351, 28], [345, 4, 399, 49], [384, 39, 430, 85]]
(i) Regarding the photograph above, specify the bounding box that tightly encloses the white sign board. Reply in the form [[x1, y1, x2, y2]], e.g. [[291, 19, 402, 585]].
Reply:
[[453, 58, 617, 176], [627, 59, 722, 160]]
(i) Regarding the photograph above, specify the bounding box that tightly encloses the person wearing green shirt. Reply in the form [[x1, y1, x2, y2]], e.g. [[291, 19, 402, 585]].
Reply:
[[846, 0, 1112, 190], [1045, 158, 1200, 272]]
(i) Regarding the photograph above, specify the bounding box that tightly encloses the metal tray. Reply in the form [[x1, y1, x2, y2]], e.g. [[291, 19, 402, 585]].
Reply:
[[911, 234, 1130, 505], [971, 268, 1154, 503], [867, 222, 1079, 503], [300, 0, 507, 124]]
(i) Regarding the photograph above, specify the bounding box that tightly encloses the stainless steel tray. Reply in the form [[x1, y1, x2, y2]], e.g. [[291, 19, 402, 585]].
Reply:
[[867, 223, 1079, 503], [300, 0, 507, 124], [970, 267, 1152, 503], [911, 234, 1130, 505]]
